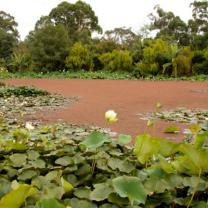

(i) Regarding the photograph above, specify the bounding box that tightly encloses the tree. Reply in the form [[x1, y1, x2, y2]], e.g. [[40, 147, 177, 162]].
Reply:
[[0, 11, 19, 61], [0, 29, 17, 61], [149, 5, 190, 46], [47, 1, 102, 43], [34, 15, 52, 30], [28, 24, 70, 71], [188, 0, 208, 49], [0, 11, 19, 37], [103, 27, 139, 49], [189, 0, 208, 34]]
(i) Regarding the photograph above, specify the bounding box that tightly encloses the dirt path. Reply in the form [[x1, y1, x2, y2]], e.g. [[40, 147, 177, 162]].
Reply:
[[4, 79, 208, 141]]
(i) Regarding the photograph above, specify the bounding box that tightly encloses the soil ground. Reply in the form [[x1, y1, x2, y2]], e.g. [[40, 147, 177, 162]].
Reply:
[[4, 79, 208, 141]]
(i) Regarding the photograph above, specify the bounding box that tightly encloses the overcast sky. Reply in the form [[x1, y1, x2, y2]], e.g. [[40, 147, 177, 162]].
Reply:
[[0, 0, 193, 40]]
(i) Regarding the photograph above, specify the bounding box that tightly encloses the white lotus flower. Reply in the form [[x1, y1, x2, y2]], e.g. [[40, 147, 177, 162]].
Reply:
[[25, 122, 34, 130], [105, 110, 118, 123]]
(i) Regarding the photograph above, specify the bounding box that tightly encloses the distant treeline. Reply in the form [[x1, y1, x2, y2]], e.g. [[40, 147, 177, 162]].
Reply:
[[0, 0, 208, 76]]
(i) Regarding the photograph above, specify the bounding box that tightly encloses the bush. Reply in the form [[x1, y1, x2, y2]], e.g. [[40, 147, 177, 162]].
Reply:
[[192, 49, 208, 75], [0, 58, 9, 78], [65, 42, 93, 71], [9, 52, 32, 72], [135, 62, 159, 76], [99, 50, 133, 72], [135, 39, 173, 76], [172, 47, 193, 76]]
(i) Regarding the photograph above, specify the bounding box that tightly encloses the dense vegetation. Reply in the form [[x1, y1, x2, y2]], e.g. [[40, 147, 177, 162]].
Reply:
[[0, 0, 208, 78], [0, 115, 208, 207], [0, 84, 207, 207]]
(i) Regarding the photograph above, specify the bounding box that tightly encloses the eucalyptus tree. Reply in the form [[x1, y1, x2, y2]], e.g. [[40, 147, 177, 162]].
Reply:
[[149, 5, 190, 46], [0, 11, 19, 61]]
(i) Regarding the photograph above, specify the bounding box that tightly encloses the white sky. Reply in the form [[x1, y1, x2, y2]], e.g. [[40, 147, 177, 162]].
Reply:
[[0, 0, 193, 40]]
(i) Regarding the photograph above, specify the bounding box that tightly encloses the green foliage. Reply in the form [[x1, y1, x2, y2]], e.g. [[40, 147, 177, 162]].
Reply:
[[189, 0, 208, 35], [172, 47, 193, 76], [45, 0, 102, 43], [112, 176, 147, 205], [0, 118, 208, 207], [65, 42, 93, 71], [99, 50, 133, 72], [103, 27, 138, 49], [36, 198, 65, 208], [0, 85, 49, 97], [0, 11, 19, 37], [0, 11, 19, 62], [0, 29, 17, 61], [149, 5, 189, 45], [192, 49, 208, 75], [9, 52, 31, 72], [0, 58, 9, 78], [28, 24, 70, 72], [0, 184, 37, 208], [135, 39, 172, 76]]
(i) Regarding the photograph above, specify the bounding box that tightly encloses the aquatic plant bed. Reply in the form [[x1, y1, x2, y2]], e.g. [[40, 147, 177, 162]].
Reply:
[[138, 107, 208, 124], [0, 84, 77, 123], [0, 119, 208, 207]]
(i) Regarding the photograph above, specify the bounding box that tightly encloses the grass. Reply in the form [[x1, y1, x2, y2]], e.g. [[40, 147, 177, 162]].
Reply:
[[0, 70, 208, 81]]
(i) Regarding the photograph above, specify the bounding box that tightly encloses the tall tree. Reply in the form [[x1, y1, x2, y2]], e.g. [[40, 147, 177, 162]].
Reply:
[[28, 24, 70, 71], [189, 0, 208, 34], [48, 0, 102, 42], [149, 5, 190, 46], [0, 11, 19, 37], [103, 27, 138, 49], [0, 11, 19, 61], [188, 0, 208, 49]]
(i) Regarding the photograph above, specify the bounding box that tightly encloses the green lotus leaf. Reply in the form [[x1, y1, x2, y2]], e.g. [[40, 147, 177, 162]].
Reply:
[[74, 187, 90, 199], [90, 182, 113, 201], [36, 198, 65, 208], [81, 131, 110, 149], [69, 198, 97, 208], [0, 184, 37, 208], [134, 134, 159, 164], [9, 153, 27, 167], [118, 134, 132, 145], [112, 176, 147, 205], [55, 156, 74, 166], [18, 170, 38, 181]]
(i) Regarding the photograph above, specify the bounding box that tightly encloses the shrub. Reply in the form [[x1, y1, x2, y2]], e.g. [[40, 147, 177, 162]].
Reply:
[[99, 50, 133, 72], [135, 39, 172, 76], [135, 62, 159, 76], [9, 52, 32, 72], [0, 58, 9, 78], [192, 49, 208, 75], [65, 42, 93, 71], [172, 47, 193, 76]]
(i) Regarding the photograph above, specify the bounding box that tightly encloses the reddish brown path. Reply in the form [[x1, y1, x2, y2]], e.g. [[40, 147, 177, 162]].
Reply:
[[4, 79, 208, 141]]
